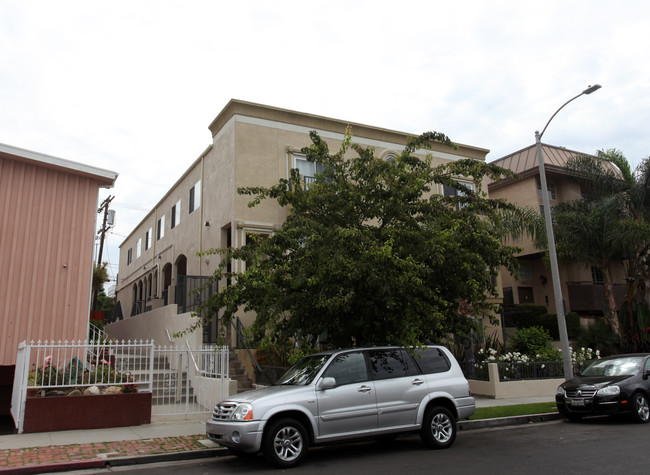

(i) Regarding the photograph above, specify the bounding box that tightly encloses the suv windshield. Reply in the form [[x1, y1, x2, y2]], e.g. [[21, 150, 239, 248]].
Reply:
[[274, 354, 331, 386], [581, 356, 644, 377]]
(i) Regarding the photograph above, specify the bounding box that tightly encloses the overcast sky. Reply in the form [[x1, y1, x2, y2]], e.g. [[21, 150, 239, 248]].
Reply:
[[2, 1, 649, 287]]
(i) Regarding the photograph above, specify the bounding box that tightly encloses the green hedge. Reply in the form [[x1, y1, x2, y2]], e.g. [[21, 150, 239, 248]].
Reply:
[[510, 304, 580, 339]]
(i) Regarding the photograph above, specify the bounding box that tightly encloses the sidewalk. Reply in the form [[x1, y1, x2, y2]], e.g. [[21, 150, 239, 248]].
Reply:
[[0, 396, 558, 474]]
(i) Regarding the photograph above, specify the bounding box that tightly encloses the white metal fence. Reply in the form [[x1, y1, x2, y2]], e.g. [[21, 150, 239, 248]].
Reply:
[[149, 343, 229, 416], [12, 339, 229, 433]]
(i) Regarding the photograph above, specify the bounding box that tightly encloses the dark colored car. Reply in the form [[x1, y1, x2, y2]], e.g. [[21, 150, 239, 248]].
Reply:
[[556, 353, 650, 422]]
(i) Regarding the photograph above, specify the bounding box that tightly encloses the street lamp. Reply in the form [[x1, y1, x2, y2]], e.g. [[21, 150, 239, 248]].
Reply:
[[535, 84, 601, 380]]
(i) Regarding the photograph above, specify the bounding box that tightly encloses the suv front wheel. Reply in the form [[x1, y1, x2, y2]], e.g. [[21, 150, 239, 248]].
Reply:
[[263, 418, 309, 468], [420, 406, 457, 449]]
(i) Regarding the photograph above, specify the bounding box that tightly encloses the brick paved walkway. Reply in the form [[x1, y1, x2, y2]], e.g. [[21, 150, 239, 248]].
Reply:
[[0, 434, 212, 472]]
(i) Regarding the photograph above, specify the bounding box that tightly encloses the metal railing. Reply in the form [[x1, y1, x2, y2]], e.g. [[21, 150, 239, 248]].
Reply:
[[12, 339, 231, 432], [463, 360, 594, 382], [151, 344, 229, 416], [12, 339, 155, 433], [175, 275, 218, 314], [89, 321, 109, 343], [461, 361, 490, 381]]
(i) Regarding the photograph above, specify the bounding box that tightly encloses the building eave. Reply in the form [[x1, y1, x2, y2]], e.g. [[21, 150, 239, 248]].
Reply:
[[0, 142, 118, 188]]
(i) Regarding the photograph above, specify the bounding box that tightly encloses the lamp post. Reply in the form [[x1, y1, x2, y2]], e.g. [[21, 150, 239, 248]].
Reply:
[[535, 84, 601, 380]]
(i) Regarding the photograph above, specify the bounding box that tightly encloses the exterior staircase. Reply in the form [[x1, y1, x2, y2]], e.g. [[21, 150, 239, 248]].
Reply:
[[113, 352, 197, 405], [229, 351, 253, 393]]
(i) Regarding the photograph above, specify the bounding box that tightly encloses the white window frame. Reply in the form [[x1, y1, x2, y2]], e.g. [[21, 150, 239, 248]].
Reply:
[[157, 215, 165, 240], [537, 180, 557, 200], [145, 227, 152, 250], [136, 238, 142, 259], [518, 260, 533, 281], [189, 180, 201, 214], [171, 200, 181, 229], [443, 180, 475, 210]]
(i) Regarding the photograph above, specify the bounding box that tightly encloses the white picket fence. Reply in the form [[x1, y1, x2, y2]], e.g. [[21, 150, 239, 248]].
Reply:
[[11, 339, 229, 433]]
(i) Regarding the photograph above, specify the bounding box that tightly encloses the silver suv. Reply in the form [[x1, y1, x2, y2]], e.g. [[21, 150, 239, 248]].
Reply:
[[206, 345, 475, 468]]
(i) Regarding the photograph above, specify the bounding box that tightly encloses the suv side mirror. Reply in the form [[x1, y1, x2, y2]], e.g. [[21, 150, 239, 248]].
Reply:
[[317, 377, 336, 390], [644, 370, 650, 380]]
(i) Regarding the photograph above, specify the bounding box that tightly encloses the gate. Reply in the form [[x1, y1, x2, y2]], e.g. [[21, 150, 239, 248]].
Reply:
[[150, 343, 229, 416]]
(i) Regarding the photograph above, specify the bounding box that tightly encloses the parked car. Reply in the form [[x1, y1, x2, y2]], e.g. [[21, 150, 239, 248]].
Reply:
[[206, 345, 475, 468], [556, 353, 650, 423]]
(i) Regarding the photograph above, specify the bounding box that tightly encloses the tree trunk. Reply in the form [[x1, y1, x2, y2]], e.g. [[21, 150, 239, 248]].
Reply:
[[602, 262, 621, 336]]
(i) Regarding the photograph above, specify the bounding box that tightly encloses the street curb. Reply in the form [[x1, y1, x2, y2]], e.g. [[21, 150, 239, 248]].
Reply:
[[0, 448, 228, 474], [459, 412, 563, 430], [3, 415, 564, 473]]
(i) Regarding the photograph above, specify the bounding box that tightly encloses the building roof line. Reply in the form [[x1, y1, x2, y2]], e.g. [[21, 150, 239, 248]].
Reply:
[[0, 142, 118, 186]]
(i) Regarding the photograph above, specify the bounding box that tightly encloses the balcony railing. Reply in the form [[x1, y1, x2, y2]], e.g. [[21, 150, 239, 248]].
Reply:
[[566, 281, 626, 313]]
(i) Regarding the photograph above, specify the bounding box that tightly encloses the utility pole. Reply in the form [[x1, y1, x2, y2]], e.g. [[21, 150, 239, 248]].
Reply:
[[93, 195, 114, 313]]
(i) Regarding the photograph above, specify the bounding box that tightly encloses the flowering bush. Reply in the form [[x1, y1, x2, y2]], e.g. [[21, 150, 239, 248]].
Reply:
[[28, 355, 64, 387], [27, 355, 136, 395], [476, 345, 600, 364]]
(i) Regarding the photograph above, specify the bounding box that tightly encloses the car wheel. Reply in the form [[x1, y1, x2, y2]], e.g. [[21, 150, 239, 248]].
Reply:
[[420, 406, 457, 449], [632, 392, 650, 423], [262, 418, 308, 468]]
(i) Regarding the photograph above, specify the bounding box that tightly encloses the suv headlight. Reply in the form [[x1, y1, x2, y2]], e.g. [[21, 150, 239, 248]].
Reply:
[[597, 385, 620, 396], [557, 386, 565, 396], [231, 403, 253, 421]]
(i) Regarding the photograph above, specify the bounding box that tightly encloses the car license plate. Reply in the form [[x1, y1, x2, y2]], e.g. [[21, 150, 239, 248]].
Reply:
[[570, 399, 585, 407]]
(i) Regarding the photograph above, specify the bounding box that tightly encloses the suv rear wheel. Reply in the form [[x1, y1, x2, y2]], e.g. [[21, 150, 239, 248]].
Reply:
[[263, 418, 308, 468], [420, 406, 457, 449]]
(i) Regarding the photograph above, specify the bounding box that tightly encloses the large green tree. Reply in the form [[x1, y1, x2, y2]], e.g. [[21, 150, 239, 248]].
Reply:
[[193, 130, 526, 349]]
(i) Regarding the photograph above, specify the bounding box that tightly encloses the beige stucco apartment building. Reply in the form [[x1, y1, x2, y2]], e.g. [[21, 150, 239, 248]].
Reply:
[[488, 143, 626, 323], [110, 99, 494, 348], [0, 143, 117, 415]]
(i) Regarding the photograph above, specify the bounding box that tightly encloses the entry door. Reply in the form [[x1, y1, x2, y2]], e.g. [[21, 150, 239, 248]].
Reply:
[[518, 286, 534, 304], [316, 351, 377, 438]]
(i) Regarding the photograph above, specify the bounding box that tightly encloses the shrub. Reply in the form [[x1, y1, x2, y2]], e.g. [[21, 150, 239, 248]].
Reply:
[[512, 304, 581, 339], [577, 318, 620, 356], [510, 326, 553, 356]]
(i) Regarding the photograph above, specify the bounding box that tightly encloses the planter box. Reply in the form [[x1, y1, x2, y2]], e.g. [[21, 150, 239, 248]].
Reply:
[[23, 392, 152, 433]]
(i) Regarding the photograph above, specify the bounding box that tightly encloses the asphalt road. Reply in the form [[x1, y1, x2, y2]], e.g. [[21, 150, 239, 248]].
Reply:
[[71, 417, 650, 474]]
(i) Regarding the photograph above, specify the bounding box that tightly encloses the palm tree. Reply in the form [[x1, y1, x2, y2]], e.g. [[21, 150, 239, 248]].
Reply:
[[560, 150, 650, 335], [552, 195, 631, 335]]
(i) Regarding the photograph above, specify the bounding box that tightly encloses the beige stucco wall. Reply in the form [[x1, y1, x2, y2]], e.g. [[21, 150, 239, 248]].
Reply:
[[105, 305, 202, 348], [469, 363, 563, 398], [115, 100, 493, 342]]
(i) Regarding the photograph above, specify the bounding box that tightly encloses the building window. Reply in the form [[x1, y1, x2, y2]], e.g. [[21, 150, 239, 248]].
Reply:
[[171, 200, 181, 229], [127, 248, 133, 265], [145, 228, 152, 250], [591, 266, 604, 285], [518, 261, 532, 281], [294, 154, 324, 189], [443, 181, 475, 210], [537, 180, 557, 200], [189, 180, 201, 214], [383, 152, 398, 163], [157, 215, 165, 240], [136, 238, 142, 259]]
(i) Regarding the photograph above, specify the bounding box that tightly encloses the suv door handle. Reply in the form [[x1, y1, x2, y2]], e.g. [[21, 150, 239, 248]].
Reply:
[[358, 385, 372, 393], [412, 379, 424, 386]]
